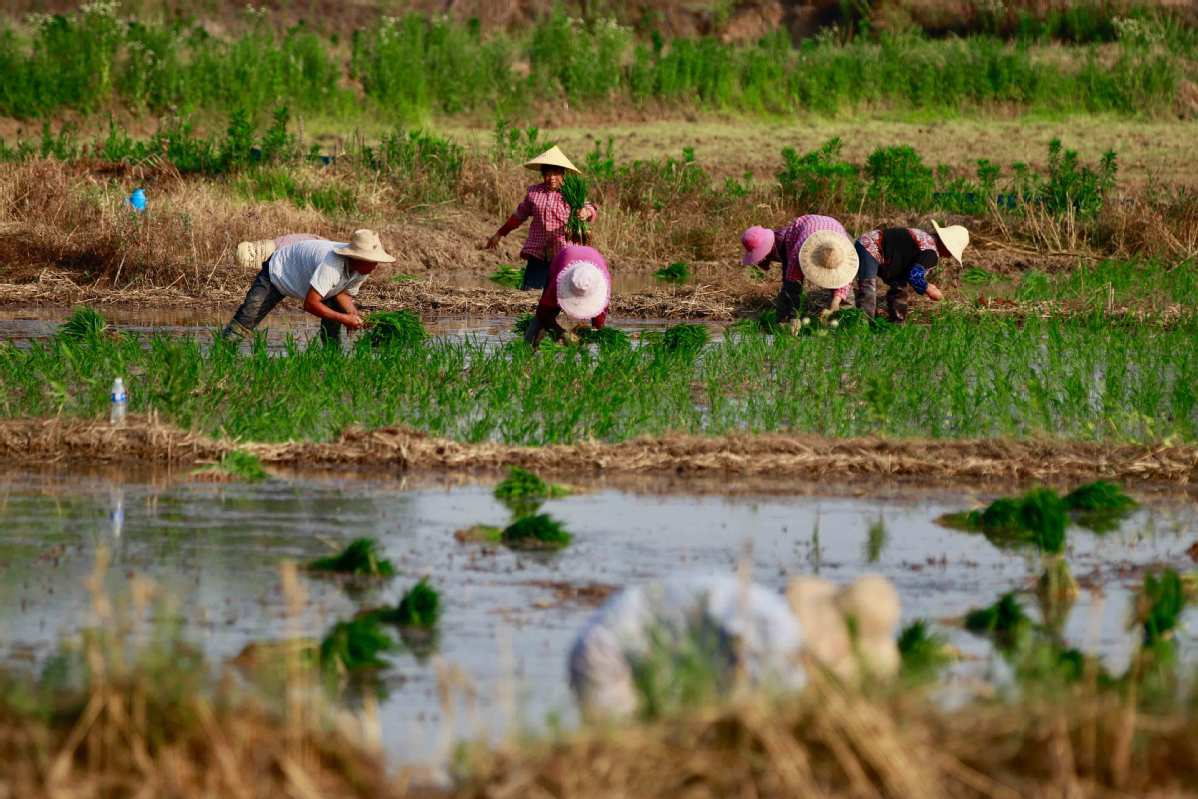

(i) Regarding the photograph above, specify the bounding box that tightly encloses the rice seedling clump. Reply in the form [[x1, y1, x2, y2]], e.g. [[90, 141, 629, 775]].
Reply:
[[650, 323, 709, 355], [58, 305, 108, 343], [307, 537, 396, 577], [501, 513, 572, 549], [374, 578, 440, 628], [945, 488, 1068, 552], [576, 326, 632, 350], [319, 615, 396, 675], [218, 450, 268, 481], [490, 264, 523, 289], [1064, 480, 1136, 512], [654, 261, 690, 283], [897, 619, 954, 683], [964, 592, 1030, 649], [494, 467, 569, 514], [561, 174, 590, 243], [360, 310, 426, 348]]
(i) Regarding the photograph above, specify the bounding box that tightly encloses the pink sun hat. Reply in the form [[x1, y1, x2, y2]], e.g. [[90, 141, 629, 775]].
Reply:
[[557, 257, 611, 320], [740, 226, 775, 266]]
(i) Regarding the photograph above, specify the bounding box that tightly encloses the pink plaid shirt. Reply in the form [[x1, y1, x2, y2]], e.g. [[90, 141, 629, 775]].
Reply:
[[774, 215, 853, 298], [513, 183, 598, 261]]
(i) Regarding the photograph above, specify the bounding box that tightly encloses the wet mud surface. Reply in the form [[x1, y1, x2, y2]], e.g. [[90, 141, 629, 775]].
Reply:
[[0, 465, 1194, 765]]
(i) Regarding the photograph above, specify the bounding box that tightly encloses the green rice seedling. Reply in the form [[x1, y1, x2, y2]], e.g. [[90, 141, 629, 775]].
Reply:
[[897, 619, 954, 683], [199, 450, 268, 482], [1037, 556, 1079, 605], [964, 592, 1031, 652], [576, 326, 631, 350], [58, 306, 108, 343], [501, 513, 572, 549], [453, 524, 503, 544], [490, 264, 524, 289], [512, 313, 534, 335], [943, 489, 1068, 552], [360, 311, 426, 348], [494, 467, 569, 514], [658, 323, 710, 355], [865, 515, 888, 563], [961, 266, 998, 285], [1138, 569, 1185, 647], [654, 262, 691, 283], [390, 273, 418, 283], [1065, 480, 1137, 532], [319, 615, 396, 675], [307, 538, 396, 578], [629, 620, 728, 720], [373, 578, 440, 628], [561, 174, 590, 244]]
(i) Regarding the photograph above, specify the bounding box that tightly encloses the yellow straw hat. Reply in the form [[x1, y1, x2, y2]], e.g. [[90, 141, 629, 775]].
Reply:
[[932, 221, 970, 264], [334, 229, 395, 264], [798, 230, 859, 289], [523, 145, 581, 174]]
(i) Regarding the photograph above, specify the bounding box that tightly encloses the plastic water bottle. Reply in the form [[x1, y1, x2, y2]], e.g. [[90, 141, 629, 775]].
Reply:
[[127, 188, 147, 213], [110, 377, 127, 426]]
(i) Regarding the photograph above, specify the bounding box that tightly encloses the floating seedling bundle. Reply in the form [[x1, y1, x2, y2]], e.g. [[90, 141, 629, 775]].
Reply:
[[490, 264, 523, 289], [501, 513, 572, 549], [494, 466, 570, 514], [372, 577, 441, 628], [307, 537, 396, 578], [319, 615, 396, 675], [654, 261, 690, 284], [562, 173, 591, 245]]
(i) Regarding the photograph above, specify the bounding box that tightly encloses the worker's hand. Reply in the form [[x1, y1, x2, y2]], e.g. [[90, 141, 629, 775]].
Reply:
[[579, 206, 596, 222], [344, 313, 366, 330], [483, 234, 501, 250], [925, 283, 944, 302]]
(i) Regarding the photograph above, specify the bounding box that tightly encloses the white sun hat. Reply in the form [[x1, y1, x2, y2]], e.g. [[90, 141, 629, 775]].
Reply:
[[932, 221, 970, 264], [523, 145, 581, 174], [798, 229, 859, 290], [556, 259, 610, 320], [334, 229, 395, 264]]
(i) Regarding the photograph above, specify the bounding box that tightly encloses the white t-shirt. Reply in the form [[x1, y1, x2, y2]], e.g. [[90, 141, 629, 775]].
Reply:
[[267, 239, 367, 301], [567, 576, 805, 719]]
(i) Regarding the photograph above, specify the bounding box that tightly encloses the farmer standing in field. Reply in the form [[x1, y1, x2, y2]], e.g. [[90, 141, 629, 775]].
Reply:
[[739, 215, 860, 326], [523, 243, 612, 348], [221, 229, 394, 344], [483, 146, 597, 290], [854, 222, 969, 322]]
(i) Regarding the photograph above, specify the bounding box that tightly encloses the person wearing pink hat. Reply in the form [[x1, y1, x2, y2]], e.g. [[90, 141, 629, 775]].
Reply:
[[740, 215, 859, 324], [523, 244, 611, 348]]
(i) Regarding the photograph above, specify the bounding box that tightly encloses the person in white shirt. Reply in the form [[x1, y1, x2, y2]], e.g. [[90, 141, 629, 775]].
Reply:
[[222, 229, 394, 344]]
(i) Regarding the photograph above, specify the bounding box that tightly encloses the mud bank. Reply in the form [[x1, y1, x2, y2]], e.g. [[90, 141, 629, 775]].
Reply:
[[4, 416, 1197, 488]]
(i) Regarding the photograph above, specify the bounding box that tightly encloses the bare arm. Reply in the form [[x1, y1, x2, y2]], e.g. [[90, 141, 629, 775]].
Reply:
[[303, 288, 364, 329]]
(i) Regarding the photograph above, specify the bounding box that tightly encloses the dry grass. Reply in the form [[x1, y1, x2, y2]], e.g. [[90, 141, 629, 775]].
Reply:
[[3, 415, 1197, 487], [452, 684, 1198, 799]]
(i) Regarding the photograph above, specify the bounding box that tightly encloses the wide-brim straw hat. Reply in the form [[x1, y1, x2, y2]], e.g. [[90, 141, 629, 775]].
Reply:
[[740, 226, 775, 266], [932, 221, 970, 264], [557, 259, 610, 320], [798, 229, 859, 289], [335, 229, 395, 264], [524, 145, 580, 174]]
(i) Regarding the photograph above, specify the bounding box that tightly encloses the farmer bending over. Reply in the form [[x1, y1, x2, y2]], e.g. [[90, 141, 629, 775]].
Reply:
[[484, 146, 597, 290], [234, 232, 324, 270], [740, 215, 859, 326], [222, 229, 394, 344], [568, 574, 901, 721], [855, 222, 969, 322], [524, 244, 611, 348]]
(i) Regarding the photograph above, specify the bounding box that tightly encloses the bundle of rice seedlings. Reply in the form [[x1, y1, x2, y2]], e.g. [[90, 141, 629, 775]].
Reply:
[[361, 310, 426, 348], [319, 616, 396, 675], [943, 488, 1068, 552], [494, 467, 569, 515], [897, 619, 954, 683], [373, 577, 440, 628], [501, 513, 572, 549], [513, 312, 535, 335], [654, 261, 690, 283], [307, 538, 396, 578], [490, 263, 524, 289], [576, 326, 631, 350], [58, 305, 108, 343], [1138, 569, 1185, 647], [562, 174, 590, 244], [1037, 556, 1079, 605], [657, 323, 709, 355], [961, 266, 997, 285], [729, 308, 783, 336], [193, 450, 269, 482], [1065, 480, 1137, 532], [964, 592, 1030, 651]]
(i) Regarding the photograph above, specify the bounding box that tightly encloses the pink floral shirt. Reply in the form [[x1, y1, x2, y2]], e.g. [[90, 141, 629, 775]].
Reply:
[[513, 183, 598, 262], [773, 215, 853, 299]]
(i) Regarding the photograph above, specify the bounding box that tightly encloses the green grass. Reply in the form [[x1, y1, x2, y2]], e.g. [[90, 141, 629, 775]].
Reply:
[[307, 538, 396, 578], [1008, 259, 1198, 311], [3, 313, 1198, 447]]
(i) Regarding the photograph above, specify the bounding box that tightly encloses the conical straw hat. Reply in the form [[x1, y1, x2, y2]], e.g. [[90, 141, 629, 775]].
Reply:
[[334, 229, 395, 263], [524, 145, 580, 174], [798, 229, 859, 289], [932, 221, 970, 264]]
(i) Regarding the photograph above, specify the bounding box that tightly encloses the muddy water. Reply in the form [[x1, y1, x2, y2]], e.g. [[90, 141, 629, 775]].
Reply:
[[0, 467, 1194, 766], [0, 307, 722, 348]]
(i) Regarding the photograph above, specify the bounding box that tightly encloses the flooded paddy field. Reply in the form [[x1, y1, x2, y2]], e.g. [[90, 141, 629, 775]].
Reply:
[[0, 465, 1194, 766]]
